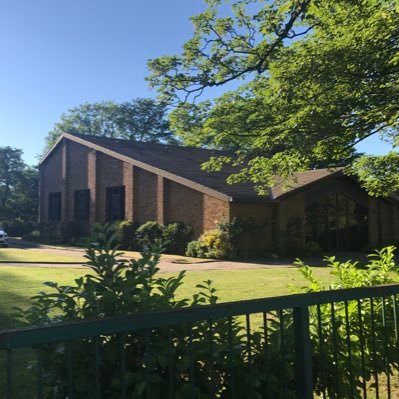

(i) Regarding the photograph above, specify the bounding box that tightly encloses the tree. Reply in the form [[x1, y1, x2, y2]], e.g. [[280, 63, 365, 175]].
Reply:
[[0, 147, 25, 208], [148, 0, 399, 196], [44, 98, 176, 152], [0, 147, 38, 233]]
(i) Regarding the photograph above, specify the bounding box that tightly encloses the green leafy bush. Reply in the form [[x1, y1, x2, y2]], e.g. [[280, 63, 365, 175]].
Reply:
[[186, 239, 205, 258], [135, 221, 164, 249], [112, 219, 138, 249], [162, 222, 193, 255], [186, 218, 242, 259], [304, 240, 323, 257], [88, 222, 108, 247], [60, 220, 84, 243], [218, 218, 242, 250], [201, 229, 232, 258], [294, 246, 399, 398], [21, 230, 41, 242], [15, 225, 263, 398], [4, 222, 37, 236], [15, 228, 399, 398]]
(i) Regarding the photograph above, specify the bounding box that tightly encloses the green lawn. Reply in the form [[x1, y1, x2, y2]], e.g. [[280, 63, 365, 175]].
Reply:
[[0, 248, 85, 263], [0, 265, 335, 330], [0, 247, 209, 264], [0, 265, 390, 398]]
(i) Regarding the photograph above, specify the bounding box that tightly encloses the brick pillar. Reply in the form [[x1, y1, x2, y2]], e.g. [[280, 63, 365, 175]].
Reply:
[[157, 175, 165, 224], [39, 165, 46, 223], [61, 141, 69, 221], [88, 149, 97, 223], [123, 163, 134, 220]]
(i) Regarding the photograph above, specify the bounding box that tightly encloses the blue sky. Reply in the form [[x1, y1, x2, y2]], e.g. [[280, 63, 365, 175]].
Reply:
[[0, 1, 394, 165]]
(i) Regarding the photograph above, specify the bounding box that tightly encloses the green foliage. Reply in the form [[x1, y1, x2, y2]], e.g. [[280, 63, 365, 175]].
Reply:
[[187, 218, 242, 259], [44, 98, 176, 152], [15, 224, 292, 398], [0, 147, 38, 233], [112, 219, 139, 250], [60, 220, 84, 244], [135, 221, 164, 250], [149, 0, 399, 195], [15, 224, 399, 397], [294, 246, 399, 397], [296, 246, 398, 291], [21, 230, 41, 242], [38, 223, 63, 244], [304, 240, 323, 257], [200, 229, 232, 259], [185, 240, 206, 258], [349, 152, 399, 197], [162, 222, 193, 255]]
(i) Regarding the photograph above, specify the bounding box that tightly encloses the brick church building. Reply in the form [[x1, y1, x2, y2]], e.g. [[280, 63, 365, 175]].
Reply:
[[39, 132, 399, 253]]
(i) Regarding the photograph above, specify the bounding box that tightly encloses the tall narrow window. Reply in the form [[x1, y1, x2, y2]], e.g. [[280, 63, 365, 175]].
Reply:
[[305, 192, 368, 251], [74, 189, 90, 220], [48, 192, 61, 221], [106, 186, 125, 221]]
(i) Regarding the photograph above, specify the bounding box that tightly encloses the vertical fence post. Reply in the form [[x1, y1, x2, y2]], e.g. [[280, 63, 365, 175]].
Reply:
[[293, 306, 313, 399]]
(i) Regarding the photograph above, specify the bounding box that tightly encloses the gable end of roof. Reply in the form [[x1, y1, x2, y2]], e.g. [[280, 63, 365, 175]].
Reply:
[[42, 132, 232, 202]]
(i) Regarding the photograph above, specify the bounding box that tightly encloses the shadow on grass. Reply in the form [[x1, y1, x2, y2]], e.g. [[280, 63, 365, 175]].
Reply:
[[230, 250, 371, 267], [7, 238, 42, 249], [0, 271, 42, 398], [0, 270, 41, 330]]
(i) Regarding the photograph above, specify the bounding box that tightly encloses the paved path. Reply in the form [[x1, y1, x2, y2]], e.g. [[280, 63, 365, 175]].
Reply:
[[6, 238, 296, 272], [0, 261, 294, 271], [6, 238, 369, 272]]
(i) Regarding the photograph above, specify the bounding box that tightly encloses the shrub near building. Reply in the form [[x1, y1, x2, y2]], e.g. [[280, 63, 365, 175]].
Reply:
[[186, 218, 242, 259], [87, 220, 194, 256]]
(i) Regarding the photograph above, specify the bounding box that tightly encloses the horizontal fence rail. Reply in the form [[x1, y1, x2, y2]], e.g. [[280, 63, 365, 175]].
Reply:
[[1, 284, 399, 398]]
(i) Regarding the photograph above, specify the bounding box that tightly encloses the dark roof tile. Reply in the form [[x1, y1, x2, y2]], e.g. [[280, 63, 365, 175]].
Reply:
[[66, 133, 339, 201]]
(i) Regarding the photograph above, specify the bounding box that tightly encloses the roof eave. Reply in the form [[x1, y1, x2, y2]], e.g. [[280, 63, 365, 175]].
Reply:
[[39, 132, 69, 166]]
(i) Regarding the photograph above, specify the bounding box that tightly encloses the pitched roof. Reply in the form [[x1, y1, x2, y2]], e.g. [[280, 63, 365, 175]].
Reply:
[[44, 133, 341, 202], [270, 168, 342, 199]]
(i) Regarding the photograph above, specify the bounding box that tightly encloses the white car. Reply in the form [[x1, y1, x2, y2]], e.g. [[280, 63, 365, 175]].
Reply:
[[0, 228, 8, 247]]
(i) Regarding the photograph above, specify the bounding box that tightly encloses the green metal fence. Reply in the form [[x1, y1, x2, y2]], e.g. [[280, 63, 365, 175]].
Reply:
[[1, 284, 399, 398]]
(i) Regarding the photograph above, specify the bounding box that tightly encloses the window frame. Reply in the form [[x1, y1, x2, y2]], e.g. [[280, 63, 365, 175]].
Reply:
[[105, 186, 125, 221], [48, 192, 62, 221], [74, 189, 90, 221]]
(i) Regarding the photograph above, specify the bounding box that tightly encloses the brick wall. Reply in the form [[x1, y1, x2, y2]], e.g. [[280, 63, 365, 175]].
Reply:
[[40, 141, 64, 224], [230, 202, 276, 252], [96, 152, 124, 223], [164, 179, 204, 237], [203, 195, 229, 231], [87, 149, 97, 223], [163, 180, 230, 238], [65, 141, 89, 222], [123, 163, 134, 221], [133, 168, 158, 224]]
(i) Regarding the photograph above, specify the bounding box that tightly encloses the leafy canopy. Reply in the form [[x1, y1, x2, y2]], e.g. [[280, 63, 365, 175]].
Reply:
[[0, 147, 38, 231], [148, 0, 399, 196], [44, 98, 176, 152]]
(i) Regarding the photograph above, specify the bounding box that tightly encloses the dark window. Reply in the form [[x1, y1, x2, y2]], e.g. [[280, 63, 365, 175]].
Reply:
[[106, 186, 125, 221], [74, 189, 90, 220], [305, 192, 368, 251], [48, 192, 61, 221]]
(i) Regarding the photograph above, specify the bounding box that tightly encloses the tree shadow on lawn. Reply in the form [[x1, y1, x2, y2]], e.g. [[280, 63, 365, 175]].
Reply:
[[0, 270, 41, 331], [234, 250, 370, 267], [7, 237, 42, 249], [0, 271, 42, 398]]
